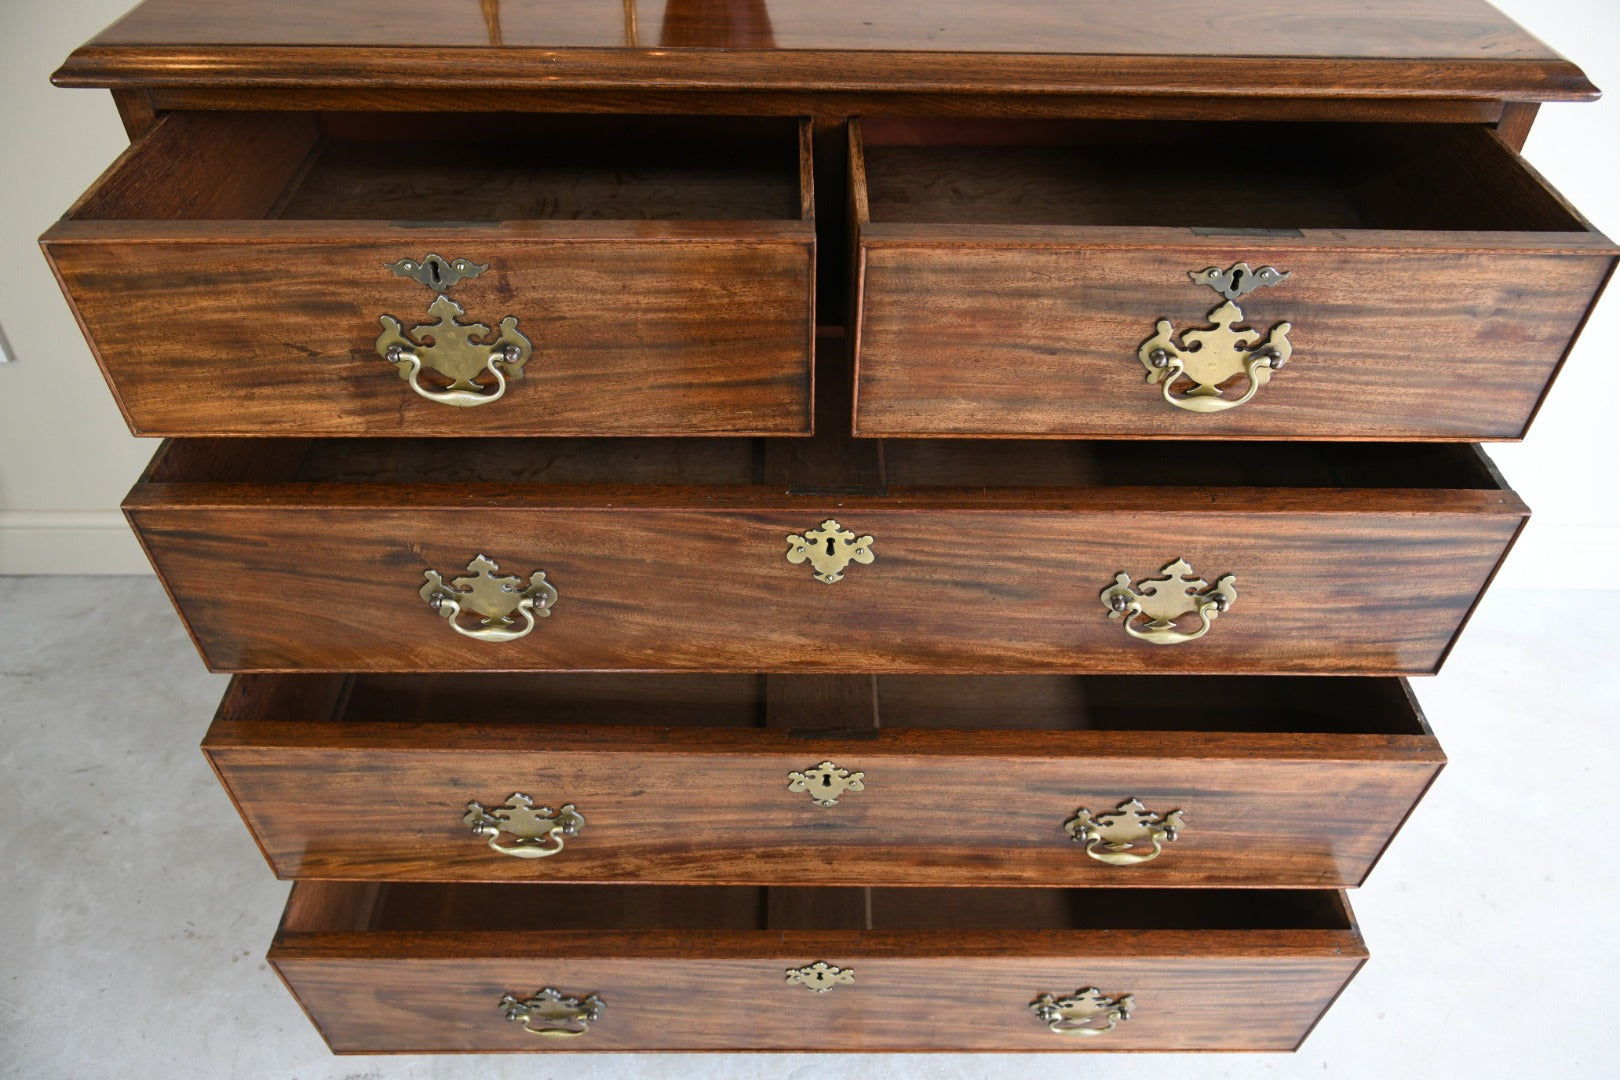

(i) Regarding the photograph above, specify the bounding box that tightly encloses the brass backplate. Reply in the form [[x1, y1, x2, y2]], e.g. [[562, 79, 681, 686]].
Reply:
[[500, 987, 603, 1037], [1065, 799, 1185, 865], [1138, 262, 1292, 412], [1031, 988, 1135, 1036], [1100, 558, 1236, 645]]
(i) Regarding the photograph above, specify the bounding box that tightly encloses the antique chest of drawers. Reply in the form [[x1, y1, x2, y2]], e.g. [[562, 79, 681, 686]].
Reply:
[[45, 0, 1611, 1057]]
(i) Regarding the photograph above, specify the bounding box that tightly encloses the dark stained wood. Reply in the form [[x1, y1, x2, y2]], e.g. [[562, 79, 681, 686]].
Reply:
[[763, 673, 877, 730], [270, 880, 1366, 1052], [42, 111, 815, 438], [851, 119, 1618, 440], [126, 410, 1527, 675], [53, 0, 1595, 102], [144, 87, 1515, 126], [39, 0, 1611, 1063], [206, 672, 1442, 887], [110, 87, 158, 138], [1494, 102, 1541, 151], [66, 110, 317, 221]]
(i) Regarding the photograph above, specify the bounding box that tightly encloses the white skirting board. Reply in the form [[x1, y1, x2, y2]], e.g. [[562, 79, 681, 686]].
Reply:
[[0, 509, 151, 574], [0, 507, 1613, 585]]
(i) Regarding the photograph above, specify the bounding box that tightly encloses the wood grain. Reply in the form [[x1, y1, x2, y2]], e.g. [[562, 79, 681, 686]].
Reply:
[[205, 672, 1442, 887], [851, 120, 1618, 440], [42, 112, 815, 437], [53, 0, 1596, 102], [126, 423, 1526, 674], [269, 881, 1365, 1052], [35, 0, 1608, 1062], [142, 87, 1514, 126]]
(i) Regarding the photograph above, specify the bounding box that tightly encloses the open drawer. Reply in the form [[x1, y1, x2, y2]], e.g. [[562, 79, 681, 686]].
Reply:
[[270, 881, 1366, 1052], [207, 672, 1442, 888], [42, 112, 815, 436], [851, 117, 1616, 439], [126, 401, 1526, 674]]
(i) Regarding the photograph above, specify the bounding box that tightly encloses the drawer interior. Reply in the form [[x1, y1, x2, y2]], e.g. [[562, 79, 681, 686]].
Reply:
[[69, 112, 810, 224], [327, 673, 1428, 735], [147, 436, 1504, 490], [857, 118, 1587, 232], [284, 882, 1351, 934]]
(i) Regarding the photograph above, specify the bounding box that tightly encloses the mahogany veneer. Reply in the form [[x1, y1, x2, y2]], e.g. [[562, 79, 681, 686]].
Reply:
[[207, 673, 1442, 888], [272, 881, 1366, 1052], [126, 424, 1525, 675], [43, 0, 1607, 1059], [43, 112, 816, 437], [851, 118, 1616, 440]]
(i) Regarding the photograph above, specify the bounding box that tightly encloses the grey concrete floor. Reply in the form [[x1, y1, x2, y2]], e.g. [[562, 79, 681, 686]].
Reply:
[[1, 576, 1615, 1079]]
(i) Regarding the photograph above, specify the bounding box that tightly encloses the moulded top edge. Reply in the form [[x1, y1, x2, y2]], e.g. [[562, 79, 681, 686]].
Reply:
[[50, 0, 1598, 102]]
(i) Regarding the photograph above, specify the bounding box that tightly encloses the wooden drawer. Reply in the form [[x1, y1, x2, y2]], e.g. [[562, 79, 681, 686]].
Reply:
[[270, 881, 1366, 1052], [41, 112, 815, 436], [207, 673, 1442, 888], [851, 118, 1616, 439], [127, 428, 1525, 675]]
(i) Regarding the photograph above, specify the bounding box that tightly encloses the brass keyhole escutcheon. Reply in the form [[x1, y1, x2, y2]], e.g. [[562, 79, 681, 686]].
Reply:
[[787, 761, 865, 807], [786, 962, 855, 993], [786, 519, 875, 584]]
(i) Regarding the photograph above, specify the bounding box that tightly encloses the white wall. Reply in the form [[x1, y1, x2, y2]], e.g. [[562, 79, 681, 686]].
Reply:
[[0, 0, 154, 572], [1478, 0, 1620, 586], [1, 0, 1617, 578]]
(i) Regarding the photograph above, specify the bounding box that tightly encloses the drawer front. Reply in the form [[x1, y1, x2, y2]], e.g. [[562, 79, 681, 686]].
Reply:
[[851, 119, 1617, 439], [42, 112, 815, 436], [270, 883, 1365, 1053], [207, 675, 1442, 887], [856, 239, 1613, 438], [131, 503, 1522, 674], [51, 234, 814, 435], [277, 953, 1358, 1053]]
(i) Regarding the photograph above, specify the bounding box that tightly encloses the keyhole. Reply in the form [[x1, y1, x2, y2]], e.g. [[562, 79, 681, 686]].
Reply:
[[820, 774, 833, 788], [428, 258, 443, 287], [825, 538, 837, 556], [1229, 267, 1245, 294]]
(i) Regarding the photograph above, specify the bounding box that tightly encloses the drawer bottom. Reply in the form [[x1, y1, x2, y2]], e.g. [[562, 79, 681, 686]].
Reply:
[[271, 882, 1365, 1052]]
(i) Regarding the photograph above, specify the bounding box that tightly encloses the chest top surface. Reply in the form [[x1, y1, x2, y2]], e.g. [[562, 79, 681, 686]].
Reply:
[[54, 0, 1593, 102]]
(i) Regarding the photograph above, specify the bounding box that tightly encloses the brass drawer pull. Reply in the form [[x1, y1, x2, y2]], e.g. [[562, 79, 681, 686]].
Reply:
[[786, 961, 855, 993], [420, 555, 557, 642], [786, 519, 875, 583], [1100, 557, 1235, 645], [1138, 262, 1292, 413], [787, 761, 865, 807], [376, 254, 533, 408], [1031, 988, 1134, 1037], [501, 987, 603, 1038], [1065, 799, 1184, 865], [464, 794, 585, 859]]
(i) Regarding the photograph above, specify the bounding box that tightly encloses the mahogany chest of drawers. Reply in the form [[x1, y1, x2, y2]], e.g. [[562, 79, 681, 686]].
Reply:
[[45, 0, 1611, 1056]]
